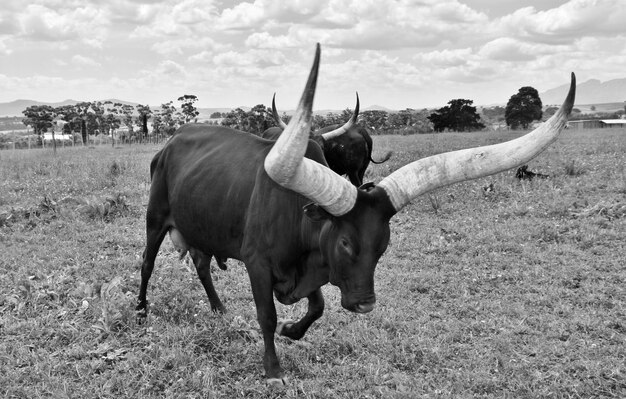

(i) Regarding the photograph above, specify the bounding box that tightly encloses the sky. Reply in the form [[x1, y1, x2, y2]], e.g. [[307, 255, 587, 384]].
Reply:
[[1, 0, 625, 110]]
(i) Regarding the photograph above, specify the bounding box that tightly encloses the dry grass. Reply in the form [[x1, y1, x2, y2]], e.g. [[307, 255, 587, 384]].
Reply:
[[1, 128, 625, 398]]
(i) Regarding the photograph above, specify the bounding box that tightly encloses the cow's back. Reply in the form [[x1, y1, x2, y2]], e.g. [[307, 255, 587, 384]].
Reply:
[[150, 124, 327, 262], [152, 125, 272, 259]]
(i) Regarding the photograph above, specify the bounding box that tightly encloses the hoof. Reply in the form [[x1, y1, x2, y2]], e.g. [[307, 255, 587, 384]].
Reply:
[[276, 320, 295, 335], [211, 304, 227, 314], [267, 376, 288, 386], [135, 309, 147, 324]]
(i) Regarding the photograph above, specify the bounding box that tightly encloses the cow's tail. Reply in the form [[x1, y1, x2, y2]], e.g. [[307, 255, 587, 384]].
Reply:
[[370, 151, 392, 164], [149, 149, 163, 179]]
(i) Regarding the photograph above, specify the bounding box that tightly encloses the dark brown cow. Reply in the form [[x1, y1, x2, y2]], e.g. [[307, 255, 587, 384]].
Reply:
[[263, 94, 391, 186], [137, 44, 576, 384]]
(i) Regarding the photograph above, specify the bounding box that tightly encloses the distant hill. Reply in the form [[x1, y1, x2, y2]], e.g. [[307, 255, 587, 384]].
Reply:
[[540, 78, 626, 106], [0, 99, 239, 119], [364, 105, 396, 112], [2, 77, 625, 116], [0, 99, 79, 116], [0, 99, 146, 117]]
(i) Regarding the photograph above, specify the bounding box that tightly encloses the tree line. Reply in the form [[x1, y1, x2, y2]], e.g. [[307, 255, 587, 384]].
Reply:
[[214, 86, 545, 134], [18, 86, 548, 147], [21, 94, 202, 145], [214, 105, 438, 135]]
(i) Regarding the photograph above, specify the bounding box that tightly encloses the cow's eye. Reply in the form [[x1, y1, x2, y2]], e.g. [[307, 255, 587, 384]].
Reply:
[[339, 237, 356, 259]]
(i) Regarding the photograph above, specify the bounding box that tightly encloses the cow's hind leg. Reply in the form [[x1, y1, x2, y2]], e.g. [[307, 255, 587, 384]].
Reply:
[[137, 213, 169, 315], [214, 256, 228, 270], [189, 249, 226, 313], [277, 288, 324, 340]]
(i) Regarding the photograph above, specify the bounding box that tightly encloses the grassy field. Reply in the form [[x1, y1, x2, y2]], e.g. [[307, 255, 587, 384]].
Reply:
[[1, 128, 624, 398]]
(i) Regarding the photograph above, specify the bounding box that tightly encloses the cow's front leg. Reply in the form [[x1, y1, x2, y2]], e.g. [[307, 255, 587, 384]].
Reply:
[[247, 267, 286, 385], [277, 288, 324, 340]]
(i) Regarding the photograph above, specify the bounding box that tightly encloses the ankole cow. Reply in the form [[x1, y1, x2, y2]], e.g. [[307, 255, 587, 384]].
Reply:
[[137, 44, 576, 384], [263, 94, 391, 187]]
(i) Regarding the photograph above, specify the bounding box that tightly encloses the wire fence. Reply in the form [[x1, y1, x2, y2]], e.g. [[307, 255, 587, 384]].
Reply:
[[0, 132, 170, 151]]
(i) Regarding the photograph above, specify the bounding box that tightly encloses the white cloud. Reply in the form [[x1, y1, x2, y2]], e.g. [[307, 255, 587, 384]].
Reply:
[[496, 0, 626, 44], [71, 55, 101, 67], [240, 0, 490, 51], [413, 48, 473, 68], [245, 31, 303, 49], [0, 0, 625, 109], [159, 60, 187, 76], [0, 73, 101, 102], [17, 4, 108, 47], [171, 0, 218, 25], [188, 50, 213, 63], [152, 37, 224, 56], [0, 38, 12, 55], [478, 38, 538, 61], [218, 1, 266, 30], [213, 49, 286, 67], [0, 11, 20, 35], [218, 0, 324, 30], [107, 1, 160, 24]]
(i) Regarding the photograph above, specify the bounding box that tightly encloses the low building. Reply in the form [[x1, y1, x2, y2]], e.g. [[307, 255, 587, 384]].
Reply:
[[43, 132, 73, 142], [567, 119, 626, 130]]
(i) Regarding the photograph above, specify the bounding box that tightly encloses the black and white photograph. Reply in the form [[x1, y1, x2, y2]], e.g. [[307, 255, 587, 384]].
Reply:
[[1, 0, 624, 397]]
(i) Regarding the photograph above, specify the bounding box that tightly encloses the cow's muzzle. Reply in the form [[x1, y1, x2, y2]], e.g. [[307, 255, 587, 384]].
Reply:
[[342, 295, 376, 314]]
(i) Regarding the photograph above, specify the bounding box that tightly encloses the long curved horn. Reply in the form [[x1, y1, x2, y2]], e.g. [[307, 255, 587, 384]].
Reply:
[[264, 44, 358, 216], [271, 93, 288, 129], [378, 73, 576, 213], [321, 92, 360, 140]]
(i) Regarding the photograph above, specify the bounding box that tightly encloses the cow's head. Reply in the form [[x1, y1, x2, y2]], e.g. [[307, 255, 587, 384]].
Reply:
[[265, 44, 576, 314], [301, 184, 394, 312], [271, 91, 360, 141]]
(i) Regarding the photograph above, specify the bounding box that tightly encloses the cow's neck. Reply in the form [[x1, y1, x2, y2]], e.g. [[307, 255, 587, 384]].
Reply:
[[272, 217, 329, 305]]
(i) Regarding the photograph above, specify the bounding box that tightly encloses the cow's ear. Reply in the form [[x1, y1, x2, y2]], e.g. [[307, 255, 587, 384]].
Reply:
[[303, 203, 331, 221]]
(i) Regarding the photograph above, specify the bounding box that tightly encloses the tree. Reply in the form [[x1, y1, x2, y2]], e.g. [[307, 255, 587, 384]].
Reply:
[[136, 104, 152, 141], [73, 102, 96, 144], [387, 109, 415, 129], [505, 86, 543, 129], [22, 105, 56, 137], [100, 102, 123, 146], [178, 94, 199, 123], [321, 112, 344, 126], [360, 110, 389, 132], [156, 101, 180, 136], [55, 104, 90, 146], [120, 104, 135, 133], [55, 105, 80, 136], [543, 106, 559, 120], [246, 104, 275, 135], [310, 114, 324, 130], [220, 108, 248, 131], [428, 99, 485, 132]]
